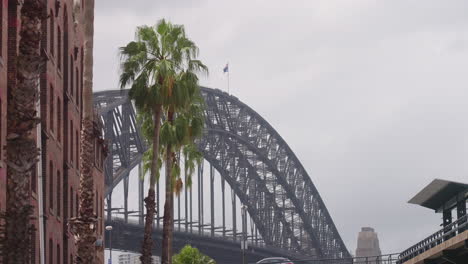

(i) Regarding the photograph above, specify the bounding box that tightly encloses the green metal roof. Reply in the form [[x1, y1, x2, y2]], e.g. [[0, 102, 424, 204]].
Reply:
[[408, 179, 468, 211]]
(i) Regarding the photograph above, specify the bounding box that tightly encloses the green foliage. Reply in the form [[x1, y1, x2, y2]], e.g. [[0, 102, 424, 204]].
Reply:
[[173, 245, 216, 264], [120, 19, 208, 186]]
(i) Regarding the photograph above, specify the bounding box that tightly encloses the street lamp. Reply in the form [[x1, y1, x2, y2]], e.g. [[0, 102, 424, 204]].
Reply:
[[105, 225, 113, 264]]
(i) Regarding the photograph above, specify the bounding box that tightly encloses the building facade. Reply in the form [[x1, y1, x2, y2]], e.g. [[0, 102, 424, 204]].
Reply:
[[118, 253, 161, 264], [355, 227, 382, 259], [0, 0, 105, 263]]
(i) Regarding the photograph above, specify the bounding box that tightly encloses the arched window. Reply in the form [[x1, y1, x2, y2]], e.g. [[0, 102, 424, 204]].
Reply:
[[57, 98, 62, 142], [57, 170, 61, 217], [30, 226, 36, 264], [49, 85, 54, 133], [75, 130, 79, 168], [57, 27, 62, 70], [49, 161, 54, 211], [31, 164, 37, 194], [70, 121, 73, 164], [49, 10, 54, 56], [70, 187, 74, 217], [56, 244, 60, 264], [76, 68, 79, 106], [70, 57, 74, 98], [95, 191, 98, 215], [76, 193, 79, 217], [48, 239, 53, 264]]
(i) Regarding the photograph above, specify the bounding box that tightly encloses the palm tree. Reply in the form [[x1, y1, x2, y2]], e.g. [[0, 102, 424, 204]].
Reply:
[[1, 0, 46, 262], [159, 82, 205, 264], [69, 0, 98, 263], [119, 20, 192, 264], [140, 82, 205, 264], [121, 20, 207, 264]]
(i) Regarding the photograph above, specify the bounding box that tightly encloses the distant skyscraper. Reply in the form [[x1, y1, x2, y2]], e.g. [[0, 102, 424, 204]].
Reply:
[[355, 227, 382, 261]]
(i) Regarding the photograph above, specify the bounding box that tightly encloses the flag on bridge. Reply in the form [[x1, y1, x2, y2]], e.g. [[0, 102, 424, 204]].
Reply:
[[223, 63, 230, 94]]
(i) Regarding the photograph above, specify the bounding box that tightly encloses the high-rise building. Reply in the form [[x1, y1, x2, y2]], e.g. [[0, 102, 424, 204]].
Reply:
[[118, 253, 161, 264], [355, 227, 382, 260], [0, 1, 105, 263]]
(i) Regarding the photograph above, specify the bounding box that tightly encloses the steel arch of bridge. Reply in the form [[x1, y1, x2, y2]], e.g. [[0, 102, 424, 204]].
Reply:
[[93, 87, 350, 259]]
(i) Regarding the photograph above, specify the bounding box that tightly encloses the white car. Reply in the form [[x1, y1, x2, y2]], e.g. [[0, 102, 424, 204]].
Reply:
[[256, 257, 294, 264]]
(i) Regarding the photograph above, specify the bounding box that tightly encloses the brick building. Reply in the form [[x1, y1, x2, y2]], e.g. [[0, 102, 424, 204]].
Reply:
[[0, 0, 105, 263]]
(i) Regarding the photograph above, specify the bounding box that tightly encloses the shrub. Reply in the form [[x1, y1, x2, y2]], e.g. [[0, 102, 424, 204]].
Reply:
[[173, 245, 216, 264]]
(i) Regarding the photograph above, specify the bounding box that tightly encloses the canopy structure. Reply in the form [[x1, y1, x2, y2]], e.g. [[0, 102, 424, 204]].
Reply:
[[408, 179, 468, 212]]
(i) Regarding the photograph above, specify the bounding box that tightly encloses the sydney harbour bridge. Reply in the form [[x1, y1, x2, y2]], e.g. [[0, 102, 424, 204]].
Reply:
[[94, 87, 350, 263]]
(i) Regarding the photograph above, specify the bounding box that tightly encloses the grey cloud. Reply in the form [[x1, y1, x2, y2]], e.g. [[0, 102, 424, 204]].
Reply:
[[94, 0, 468, 256]]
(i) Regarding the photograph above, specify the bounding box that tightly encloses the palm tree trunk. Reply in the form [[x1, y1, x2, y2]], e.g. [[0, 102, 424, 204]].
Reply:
[[71, 0, 97, 263], [161, 112, 175, 264], [1, 0, 45, 263], [140, 105, 162, 264]]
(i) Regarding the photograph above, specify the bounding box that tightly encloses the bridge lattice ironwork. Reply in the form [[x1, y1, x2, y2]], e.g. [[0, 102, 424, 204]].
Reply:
[[93, 87, 350, 259]]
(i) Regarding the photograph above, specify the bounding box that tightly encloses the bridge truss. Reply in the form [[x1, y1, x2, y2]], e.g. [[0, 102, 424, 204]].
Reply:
[[94, 88, 350, 259]]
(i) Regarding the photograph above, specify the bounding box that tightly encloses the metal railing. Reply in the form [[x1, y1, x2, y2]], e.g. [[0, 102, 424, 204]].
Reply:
[[250, 253, 400, 264], [108, 216, 268, 246], [398, 214, 467, 263]]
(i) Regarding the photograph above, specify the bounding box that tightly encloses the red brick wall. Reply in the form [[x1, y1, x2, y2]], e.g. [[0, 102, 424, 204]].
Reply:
[[1, 0, 103, 263]]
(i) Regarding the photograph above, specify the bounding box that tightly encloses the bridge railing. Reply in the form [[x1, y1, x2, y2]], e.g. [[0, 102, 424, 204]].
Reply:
[[249, 253, 400, 264], [109, 216, 268, 248], [398, 214, 467, 263]]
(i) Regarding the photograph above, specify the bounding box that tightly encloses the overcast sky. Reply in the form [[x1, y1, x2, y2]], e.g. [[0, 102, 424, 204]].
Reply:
[[95, 0, 468, 256]]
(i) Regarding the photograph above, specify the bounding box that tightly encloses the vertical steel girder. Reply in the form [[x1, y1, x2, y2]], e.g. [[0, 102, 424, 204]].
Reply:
[[94, 88, 350, 259], [198, 88, 349, 258], [94, 90, 147, 197]]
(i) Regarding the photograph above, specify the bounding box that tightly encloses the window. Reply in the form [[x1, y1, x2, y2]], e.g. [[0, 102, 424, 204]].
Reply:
[[70, 121, 73, 165], [31, 164, 37, 194], [48, 239, 53, 264], [95, 191, 98, 215], [49, 10, 54, 56], [57, 98, 61, 142], [56, 244, 60, 264], [76, 68, 79, 106], [49, 161, 54, 211], [76, 130, 79, 168], [57, 170, 61, 217], [31, 227, 36, 264], [95, 191, 98, 232], [70, 58, 74, 98], [100, 199, 103, 232], [70, 188, 74, 217], [57, 27, 61, 70], [49, 85, 54, 133]]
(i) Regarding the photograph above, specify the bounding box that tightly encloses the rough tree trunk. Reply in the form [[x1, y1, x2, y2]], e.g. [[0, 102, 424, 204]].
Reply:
[[161, 112, 175, 264], [140, 105, 162, 264], [1, 0, 45, 263], [70, 0, 97, 263]]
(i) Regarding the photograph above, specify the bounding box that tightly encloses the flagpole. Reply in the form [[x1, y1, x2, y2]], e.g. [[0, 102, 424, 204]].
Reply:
[[228, 70, 230, 94]]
